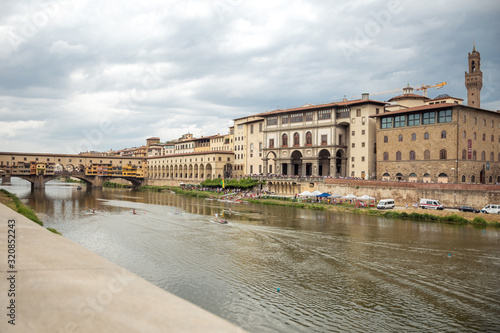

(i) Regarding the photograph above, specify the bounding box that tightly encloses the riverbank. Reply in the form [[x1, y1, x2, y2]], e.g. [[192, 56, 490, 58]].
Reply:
[[0, 202, 247, 333]]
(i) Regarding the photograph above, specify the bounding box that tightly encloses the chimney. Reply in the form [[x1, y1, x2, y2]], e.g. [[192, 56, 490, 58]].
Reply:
[[361, 93, 369, 100]]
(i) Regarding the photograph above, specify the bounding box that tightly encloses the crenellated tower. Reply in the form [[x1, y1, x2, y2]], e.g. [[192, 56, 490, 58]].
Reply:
[[465, 43, 482, 108]]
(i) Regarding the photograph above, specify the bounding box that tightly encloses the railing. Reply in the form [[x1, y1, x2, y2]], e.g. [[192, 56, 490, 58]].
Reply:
[[250, 175, 326, 182]]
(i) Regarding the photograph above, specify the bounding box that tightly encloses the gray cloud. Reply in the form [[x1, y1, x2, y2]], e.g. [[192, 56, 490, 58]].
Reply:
[[1, 0, 499, 153]]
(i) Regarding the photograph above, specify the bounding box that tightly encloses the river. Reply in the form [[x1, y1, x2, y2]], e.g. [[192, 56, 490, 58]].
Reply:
[[2, 179, 500, 332]]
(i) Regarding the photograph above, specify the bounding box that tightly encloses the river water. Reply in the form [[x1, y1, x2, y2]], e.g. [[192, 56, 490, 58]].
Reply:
[[2, 179, 500, 332]]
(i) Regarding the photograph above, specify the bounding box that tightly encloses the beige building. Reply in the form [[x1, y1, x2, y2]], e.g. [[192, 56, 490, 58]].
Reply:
[[233, 116, 265, 177], [255, 97, 386, 179]]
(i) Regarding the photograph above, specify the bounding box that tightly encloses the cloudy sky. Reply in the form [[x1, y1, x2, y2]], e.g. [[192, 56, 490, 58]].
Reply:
[[1, 0, 499, 154]]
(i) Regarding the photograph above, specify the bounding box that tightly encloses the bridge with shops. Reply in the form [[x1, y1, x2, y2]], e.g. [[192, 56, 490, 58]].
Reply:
[[0, 152, 146, 189]]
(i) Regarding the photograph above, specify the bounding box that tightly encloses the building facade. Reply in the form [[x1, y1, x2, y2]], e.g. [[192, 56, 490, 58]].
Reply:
[[257, 97, 386, 179]]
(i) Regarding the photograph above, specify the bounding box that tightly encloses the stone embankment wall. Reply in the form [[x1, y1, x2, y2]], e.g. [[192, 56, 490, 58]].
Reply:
[[318, 179, 500, 208]]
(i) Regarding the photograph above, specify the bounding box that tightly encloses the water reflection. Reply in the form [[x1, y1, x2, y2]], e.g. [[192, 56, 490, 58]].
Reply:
[[2, 178, 500, 333]]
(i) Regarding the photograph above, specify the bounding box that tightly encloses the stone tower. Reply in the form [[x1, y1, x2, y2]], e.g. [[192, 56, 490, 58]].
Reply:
[[465, 43, 482, 108]]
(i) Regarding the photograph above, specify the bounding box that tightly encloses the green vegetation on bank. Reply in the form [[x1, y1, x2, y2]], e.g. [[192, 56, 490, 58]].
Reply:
[[60, 177, 84, 183], [0, 189, 43, 226], [200, 177, 262, 189], [0, 189, 64, 234], [103, 181, 130, 188]]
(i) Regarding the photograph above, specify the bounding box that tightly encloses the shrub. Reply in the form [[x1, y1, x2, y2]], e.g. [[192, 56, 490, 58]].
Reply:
[[471, 217, 487, 227]]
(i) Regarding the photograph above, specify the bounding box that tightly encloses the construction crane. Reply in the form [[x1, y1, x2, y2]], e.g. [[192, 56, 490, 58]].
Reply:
[[415, 82, 447, 97], [351, 82, 447, 99]]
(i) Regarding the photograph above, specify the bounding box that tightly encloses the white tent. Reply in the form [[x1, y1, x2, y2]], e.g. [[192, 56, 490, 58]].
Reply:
[[330, 193, 343, 198], [357, 195, 375, 200], [343, 194, 358, 199], [299, 191, 312, 196], [310, 190, 322, 196]]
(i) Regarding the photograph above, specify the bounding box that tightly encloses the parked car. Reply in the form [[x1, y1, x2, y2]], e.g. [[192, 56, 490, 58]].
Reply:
[[481, 204, 500, 214], [458, 205, 480, 213], [419, 198, 444, 210], [377, 199, 395, 209]]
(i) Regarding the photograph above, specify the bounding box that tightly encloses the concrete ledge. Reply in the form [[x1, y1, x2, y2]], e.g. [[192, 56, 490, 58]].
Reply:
[[0, 204, 246, 333]]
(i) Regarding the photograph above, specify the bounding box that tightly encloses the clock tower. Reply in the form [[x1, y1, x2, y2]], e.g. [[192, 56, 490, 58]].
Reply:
[[465, 43, 482, 108]]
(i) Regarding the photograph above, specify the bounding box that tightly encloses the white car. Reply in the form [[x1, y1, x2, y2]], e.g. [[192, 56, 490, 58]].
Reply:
[[481, 204, 500, 214], [419, 198, 444, 210]]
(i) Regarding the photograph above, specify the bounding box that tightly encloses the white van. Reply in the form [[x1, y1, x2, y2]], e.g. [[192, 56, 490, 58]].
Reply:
[[481, 204, 500, 214], [419, 198, 444, 210], [377, 199, 395, 210]]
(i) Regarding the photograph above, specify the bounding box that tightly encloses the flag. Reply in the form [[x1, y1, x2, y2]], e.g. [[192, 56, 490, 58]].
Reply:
[[221, 179, 225, 188]]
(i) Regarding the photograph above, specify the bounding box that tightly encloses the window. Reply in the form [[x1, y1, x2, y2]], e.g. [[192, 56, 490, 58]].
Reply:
[[381, 117, 392, 128], [463, 115, 466, 123], [259, 123, 262, 132], [352, 143, 355, 148], [482, 133, 486, 141], [491, 152, 494, 162], [269, 138, 274, 148], [483, 119, 486, 126], [394, 115, 405, 127], [383, 136, 388, 143], [398, 134, 403, 142], [293, 133, 300, 146], [474, 132, 477, 140], [361, 142, 366, 148], [318, 110, 331, 120], [441, 131, 447, 139], [408, 114, 420, 126], [440, 149, 447, 159], [472, 150, 477, 160], [491, 135, 494, 142], [462, 175, 466, 183], [481, 151, 486, 161], [291, 112, 303, 123], [321, 135, 327, 145], [362, 129, 365, 135], [336, 107, 350, 119], [356, 109, 361, 117], [281, 115, 289, 124], [438, 109, 452, 123], [424, 150, 430, 160], [396, 151, 401, 160], [462, 149, 467, 160], [409, 151, 416, 160], [306, 132, 312, 145], [250, 124, 254, 134], [282, 134, 288, 147], [259, 142, 262, 151], [250, 143, 254, 151], [474, 117, 477, 125], [352, 157, 355, 162], [411, 133, 416, 141], [305, 112, 313, 121], [352, 131, 355, 136], [267, 116, 277, 125], [383, 152, 389, 161], [422, 112, 436, 125], [463, 131, 466, 139], [471, 175, 476, 183], [424, 132, 429, 140]]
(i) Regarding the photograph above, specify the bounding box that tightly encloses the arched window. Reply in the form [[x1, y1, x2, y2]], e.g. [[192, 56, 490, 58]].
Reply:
[[481, 151, 485, 161], [383, 152, 389, 161], [441, 131, 446, 139], [498, 153, 500, 162], [489, 176, 493, 183], [396, 151, 401, 161], [461, 175, 466, 183], [424, 150, 430, 160], [383, 136, 388, 143], [492, 135, 494, 142], [282, 134, 288, 147], [462, 149, 467, 160], [491, 152, 494, 162], [409, 151, 416, 160], [293, 133, 300, 146], [440, 149, 447, 159], [398, 134, 403, 142], [471, 175, 476, 183], [463, 131, 466, 139], [424, 132, 429, 140], [306, 131, 312, 145], [411, 133, 416, 141], [482, 133, 486, 141], [472, 150, 477, 160], [474, 132, 477, 140]]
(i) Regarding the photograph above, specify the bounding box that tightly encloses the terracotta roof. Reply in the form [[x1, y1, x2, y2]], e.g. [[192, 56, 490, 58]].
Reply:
[[254, 99, 387, 117], [430, 95, 463, 101], [147, 151, 234, 159], [388, 94, 430, 102]]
